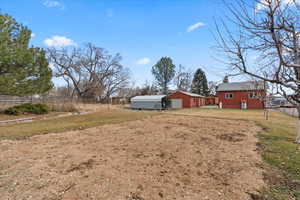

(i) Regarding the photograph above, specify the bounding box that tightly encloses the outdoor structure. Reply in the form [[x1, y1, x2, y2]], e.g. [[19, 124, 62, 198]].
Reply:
[[217, 81, 266, 109], [205, 96, 219, 105], [168, 91, 205, 109], [130, 95, 167, 110], [267, 96, 292, 108]]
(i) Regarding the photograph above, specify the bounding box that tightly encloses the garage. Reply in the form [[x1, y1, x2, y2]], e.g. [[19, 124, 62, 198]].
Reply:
[[168, 91, 205, 108], [170, 98, 183, 109]]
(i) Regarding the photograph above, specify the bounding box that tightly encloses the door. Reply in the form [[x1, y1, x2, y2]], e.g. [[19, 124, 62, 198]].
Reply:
[[171, 99, 183, 109], [241, 101, 247, 109]]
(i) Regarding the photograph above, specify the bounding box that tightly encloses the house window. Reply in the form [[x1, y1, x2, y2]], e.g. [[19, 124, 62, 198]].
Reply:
[[225, 93, 233, 99], [248, 92, 258, 99]]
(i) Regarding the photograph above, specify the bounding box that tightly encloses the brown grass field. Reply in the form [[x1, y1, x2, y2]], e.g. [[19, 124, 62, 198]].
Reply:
[[0, 105, 153, 140], [0, 107, 299, 199], [0, 114, 264, 200]]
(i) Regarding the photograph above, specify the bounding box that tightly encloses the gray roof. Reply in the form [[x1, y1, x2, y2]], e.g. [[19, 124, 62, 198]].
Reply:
[[131, 95, 166, 102], [177, 91, 205, 97], [217, 81, 265, 92]]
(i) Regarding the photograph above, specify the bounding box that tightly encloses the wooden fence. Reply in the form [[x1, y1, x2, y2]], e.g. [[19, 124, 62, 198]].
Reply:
[[0, 95, 76, 110], [0, 95, 129, 110], [276, 107, 299, 117]]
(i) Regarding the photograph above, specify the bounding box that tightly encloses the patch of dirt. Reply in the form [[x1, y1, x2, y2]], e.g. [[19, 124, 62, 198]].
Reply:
[[126, 192, 145, 200], [216, 132, 247, 142], [0, 115, 265, 200], [65, 158, 95, 173]]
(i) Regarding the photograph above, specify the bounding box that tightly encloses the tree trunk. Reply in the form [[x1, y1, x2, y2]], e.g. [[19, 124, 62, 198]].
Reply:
[[295, 107, 300, 144], [264, 108, 269, 120]]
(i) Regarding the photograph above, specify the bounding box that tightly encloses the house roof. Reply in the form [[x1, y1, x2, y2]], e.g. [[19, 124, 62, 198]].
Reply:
[[217, 81, 266, 92], [177, 91, 205, 97], [131, 95, 166, 102]]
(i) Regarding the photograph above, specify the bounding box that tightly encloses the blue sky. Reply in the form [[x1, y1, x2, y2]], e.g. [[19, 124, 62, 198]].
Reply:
[[1, 0, 248, 87]]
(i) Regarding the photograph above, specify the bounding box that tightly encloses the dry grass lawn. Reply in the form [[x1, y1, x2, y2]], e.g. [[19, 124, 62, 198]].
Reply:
[[169, 108, 300, 199], [0, 109, 154, 140], [2, 106, 296, 199], [0, 114, 264, 200], [0, 112, 65, 121]]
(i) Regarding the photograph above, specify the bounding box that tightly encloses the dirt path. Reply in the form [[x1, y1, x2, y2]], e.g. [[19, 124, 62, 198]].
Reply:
[[0, 115, 265, 200]]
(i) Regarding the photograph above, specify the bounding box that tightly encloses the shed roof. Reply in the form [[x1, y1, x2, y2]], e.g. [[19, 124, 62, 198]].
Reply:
[[176, 91, 205, 97], [217, 81, 265, 92], [131, 95, 166, 102]]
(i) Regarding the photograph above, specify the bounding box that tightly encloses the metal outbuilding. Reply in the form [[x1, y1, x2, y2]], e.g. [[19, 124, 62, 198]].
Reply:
[[131, 95, 167, 110]]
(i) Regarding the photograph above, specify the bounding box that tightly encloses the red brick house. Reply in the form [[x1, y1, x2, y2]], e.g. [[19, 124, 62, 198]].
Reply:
[[217, 81, 266, 109], [168, 91, 205, 108]]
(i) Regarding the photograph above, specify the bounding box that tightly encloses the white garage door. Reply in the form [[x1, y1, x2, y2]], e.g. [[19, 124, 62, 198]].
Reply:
[[171, 99, 183, 109]]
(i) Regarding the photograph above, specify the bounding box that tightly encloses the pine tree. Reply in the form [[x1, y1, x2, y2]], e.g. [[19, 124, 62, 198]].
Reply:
[[151, 57, 176, 94], [191, 68, 209, 96], [0, 14, 53, 95]]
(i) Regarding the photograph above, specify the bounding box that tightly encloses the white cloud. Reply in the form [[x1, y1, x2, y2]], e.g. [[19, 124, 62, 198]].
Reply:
[[43, 0, 64, 10], [44, 36, 77, 48], [31, 33, 36, 38], [187, 22, 205, 32], [136, 57, 151, 65], [256, 0, 300, 11]]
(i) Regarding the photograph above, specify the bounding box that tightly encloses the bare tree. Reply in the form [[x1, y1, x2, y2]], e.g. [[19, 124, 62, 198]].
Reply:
[[50, 86, 74, 98], [208, 81, 218, 96], [173, 64, 192, 91], [215, 0, 300, 143], [137, 81, 157, 95], [47, 43, 130, 101], [103, 67, 130, 99]]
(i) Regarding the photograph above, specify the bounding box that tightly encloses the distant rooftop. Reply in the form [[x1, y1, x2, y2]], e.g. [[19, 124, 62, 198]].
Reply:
[[177, 91, 205, 97], [217, 81, 266, 92]]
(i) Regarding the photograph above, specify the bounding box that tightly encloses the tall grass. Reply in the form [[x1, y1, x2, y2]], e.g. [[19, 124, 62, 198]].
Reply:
[[47, 103, 79, 113]]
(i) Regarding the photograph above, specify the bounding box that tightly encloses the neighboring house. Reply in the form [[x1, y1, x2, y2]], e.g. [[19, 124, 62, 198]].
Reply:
[[168, 91, 205, 109], [130, 95, 167, 110], [217, 81, 266, 109]]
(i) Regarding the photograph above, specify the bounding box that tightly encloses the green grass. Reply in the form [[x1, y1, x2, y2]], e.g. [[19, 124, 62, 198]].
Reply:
[[0, 110, 155, 140], [167, 108, 300, 199]]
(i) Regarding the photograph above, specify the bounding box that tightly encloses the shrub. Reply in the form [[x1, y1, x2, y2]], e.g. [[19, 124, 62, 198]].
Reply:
[[4, 107, 23, 115], [4, 103, 49, 115]]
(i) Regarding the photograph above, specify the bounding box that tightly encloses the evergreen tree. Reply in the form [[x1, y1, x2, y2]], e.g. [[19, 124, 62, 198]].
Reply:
[[0, 14, 53, 95], [151, 57, 175, 94], [191, 68, 209, 96]]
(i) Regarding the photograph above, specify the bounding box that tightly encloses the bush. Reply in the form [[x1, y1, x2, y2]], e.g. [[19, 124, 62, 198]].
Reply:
[[4, 107, 23, 115], [4, 103, 49, 115]]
